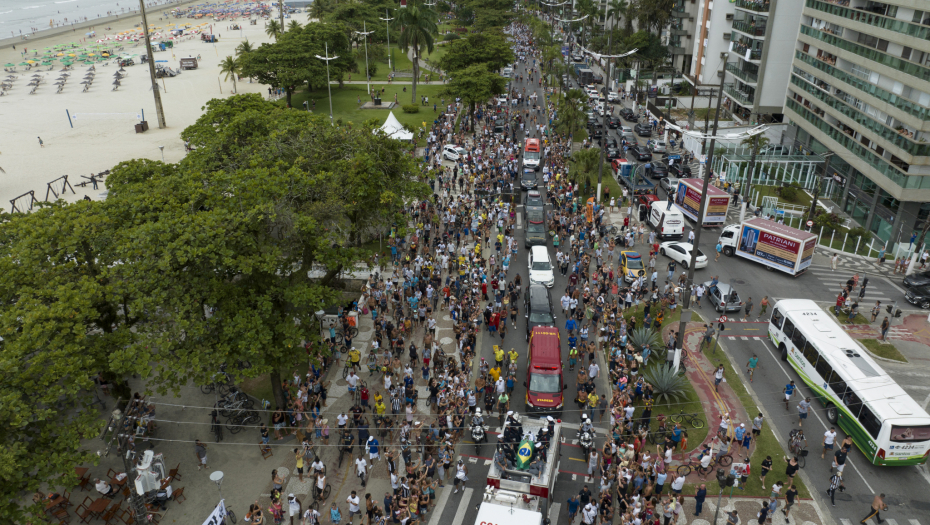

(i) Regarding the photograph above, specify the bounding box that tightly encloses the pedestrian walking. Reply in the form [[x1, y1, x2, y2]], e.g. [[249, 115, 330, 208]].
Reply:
[[715, 241, 722, 262], [783, 484, 798, 522], [822, 427, 837, 459], [831, 253, 839, 270], [860, 493, 887, 524], [783, 380, 796, 410], [826, 473, 845, 507], [797, 397, 811, 427], [726, 510, 740, 525], [756, 501, 769, 525], [742, 297, 753, 321], [38, 136, 44, 147], [713, 364, 725, 393], [880, 316, 890, 340], [758, 296, 769, 319], [870, 301, 881, 322], [194, 439, 208, 470]]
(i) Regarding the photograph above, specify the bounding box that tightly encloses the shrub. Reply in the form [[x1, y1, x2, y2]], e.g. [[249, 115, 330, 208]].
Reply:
[[643, 365, 689, 405], [814, 210, 842, 232], [848, 226, 871, 243], [629, 327, 662, 353], [779, 182, 804, 202], [402, 104, 419, 114], [443, 33, 460, 41]]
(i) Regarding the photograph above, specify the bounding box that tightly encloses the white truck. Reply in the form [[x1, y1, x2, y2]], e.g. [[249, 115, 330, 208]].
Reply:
[[474, 487, 552, 525], [674, 178, 731, 227], [487, 416, 562, 501], [717, 217, 818, 276], [647, 201, 684, 240]]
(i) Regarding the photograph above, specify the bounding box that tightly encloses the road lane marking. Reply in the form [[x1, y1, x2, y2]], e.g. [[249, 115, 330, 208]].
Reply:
[[449, 488, 474, 525], [760, 338, 875, 495]]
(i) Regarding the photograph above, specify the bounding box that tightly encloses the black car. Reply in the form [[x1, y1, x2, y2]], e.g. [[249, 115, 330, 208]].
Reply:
[[905, 285, 930, 309], [525, 222, 548, 249], [619, 107, 636, 121], [521, 170, 538, 190], [649, 161, 669, 179], [608, 116, 621, 129], [630, 145, 652, 161], [601, 137, 618, 149], [606, 147, 622, 160], [591, 128, 604, 140], [668, 163, 692, 178], [525, 189, 545, 207], [903, 270, 930, 290], [588, 118, 604, 130], [524, 283, 556, 339], [634, 123, 652, 137]]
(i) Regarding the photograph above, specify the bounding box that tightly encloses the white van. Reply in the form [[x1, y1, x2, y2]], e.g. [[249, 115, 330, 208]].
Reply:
[[648, 201, 684, 240], [528, 246, 555, 288], [502, 67, 513, 78]]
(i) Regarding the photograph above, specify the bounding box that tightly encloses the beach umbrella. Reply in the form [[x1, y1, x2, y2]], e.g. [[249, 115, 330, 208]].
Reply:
[[4, 63, 15, 67], [18, 62, 29, 66], [26, 60, 36, 64], [81, 81, 92, 85], [42, 61, 52, 65], [67, 54, 76, 57]]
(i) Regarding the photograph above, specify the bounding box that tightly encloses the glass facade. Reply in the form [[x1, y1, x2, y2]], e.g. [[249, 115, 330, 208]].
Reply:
[[799, 25, 930, 83], [805, 0, 930, 41]]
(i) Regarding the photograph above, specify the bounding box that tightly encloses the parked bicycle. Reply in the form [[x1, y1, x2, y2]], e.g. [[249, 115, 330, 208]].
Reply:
[[211, 405, 224, 443], [676, 449, 734, 477], [669, 409, 705, 429], [225, 409, 260, 434]]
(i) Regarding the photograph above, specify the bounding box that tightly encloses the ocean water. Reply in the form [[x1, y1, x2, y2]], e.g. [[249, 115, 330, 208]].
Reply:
[[0, 0, 188, 39]]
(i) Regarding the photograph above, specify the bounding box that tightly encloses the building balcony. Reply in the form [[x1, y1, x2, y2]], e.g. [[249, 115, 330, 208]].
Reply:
[[805, 0, 930, 42], [670, 7, 688, 18], [670, 27, 690, 37], [669, 46, 687, 55], [732, 20, 766, 37], [799, 25, 930, 83], [725, 62, 758, 84], [731, 39, 762, 60], [724, 83, 755, 107], [734, 0, 769, 13]]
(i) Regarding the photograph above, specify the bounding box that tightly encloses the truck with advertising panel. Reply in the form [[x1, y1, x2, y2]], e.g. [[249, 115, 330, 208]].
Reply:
[[717, 217, 817, 276], [674, 178, 731, 227]]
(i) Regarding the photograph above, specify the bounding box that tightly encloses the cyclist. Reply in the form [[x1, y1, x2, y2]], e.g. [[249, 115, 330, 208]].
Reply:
[[346, 370, 360, 399], [314, 471, 327, 501], [347, 347, 362, 373], [746, 355, 759, 382], [788, 428, 808, 454]]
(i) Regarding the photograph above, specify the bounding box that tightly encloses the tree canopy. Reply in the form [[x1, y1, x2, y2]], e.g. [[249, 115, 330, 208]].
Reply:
[[438, 31, 515, 74]]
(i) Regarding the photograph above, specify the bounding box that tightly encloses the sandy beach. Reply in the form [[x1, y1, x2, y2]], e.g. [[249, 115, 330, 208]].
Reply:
[[0, 1, 281, 209]]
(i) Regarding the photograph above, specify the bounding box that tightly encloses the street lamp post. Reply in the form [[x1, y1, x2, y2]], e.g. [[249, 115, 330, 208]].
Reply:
[[315, 42, 339, 127], [807, 152, 834, 224], [138, 0, 166, 129], [355, 22, 374, 95], [381, 10, 394, 72]]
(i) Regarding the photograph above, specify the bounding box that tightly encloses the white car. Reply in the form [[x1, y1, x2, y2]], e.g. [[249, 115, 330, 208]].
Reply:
[[607, 92, 620, 103], [442, 145, 466, 161], [659, 241, 708, 269], [528, 246, 555, 288], [650, 140, 668, 153]]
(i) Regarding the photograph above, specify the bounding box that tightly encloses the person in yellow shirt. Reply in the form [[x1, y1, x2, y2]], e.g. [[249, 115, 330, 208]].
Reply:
[[374, 399, 386, 416], [494, 346, 505, 367], [489, 366, 502, 382], [587, 392, 599, 419], [507, 348, 519, 366]]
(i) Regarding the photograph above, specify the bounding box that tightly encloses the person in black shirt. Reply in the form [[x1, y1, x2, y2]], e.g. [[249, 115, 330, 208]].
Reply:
[[784, 484, 799, 520], [578, 485, 592, 506], [759, 456, 773, 489]]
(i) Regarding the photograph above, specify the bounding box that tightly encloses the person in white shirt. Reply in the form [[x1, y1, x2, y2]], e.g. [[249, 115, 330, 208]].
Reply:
[[355, 456, 368, 487], [94, 479, 116, 497], [671, 474, 686, 494], [582, 503, 598, 525], [822, 427, 838, 459], [588, 362, 600, 380], [346, 491, 361, 524], [302, 508, 321, 525], [561, 293, 571, 313], [287, 494, 302, 520]]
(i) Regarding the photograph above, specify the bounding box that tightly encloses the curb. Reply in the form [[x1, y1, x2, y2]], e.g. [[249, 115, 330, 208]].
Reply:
[[817, 305, 909, 364], [808, 262, 894, 279]]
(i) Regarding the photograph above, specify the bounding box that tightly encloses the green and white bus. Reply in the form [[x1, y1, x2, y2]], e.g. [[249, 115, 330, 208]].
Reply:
[[769, 299, 930, 466]]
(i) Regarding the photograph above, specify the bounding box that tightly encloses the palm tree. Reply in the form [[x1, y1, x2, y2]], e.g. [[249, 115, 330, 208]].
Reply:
[[740, 133, 771, 205], [606, 0, 630, 39], [569, 147, 601, 196], [396, 1, 437, 104], [219, 55, 241, 93], [236, 39, 254, 57], [554, 88, 588, 144], [287, 20, 302, 32], [309, 0, 326, 20], [265, 20, 282, 41]]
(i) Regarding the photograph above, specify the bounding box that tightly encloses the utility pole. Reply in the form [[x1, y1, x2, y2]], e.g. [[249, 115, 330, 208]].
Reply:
[[138, 0, 166, 129], [101, 400, 149, 520], [279, 0, 285, 31], [675, 52, 729, 357], [807, 152, 834, 223], [381, 9, 394, 71]]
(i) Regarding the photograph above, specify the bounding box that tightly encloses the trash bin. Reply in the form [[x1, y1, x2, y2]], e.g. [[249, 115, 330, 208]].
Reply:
[[135, 123, 145, 133], [141, 120, 149, 131], [373, 97, 382, 106]]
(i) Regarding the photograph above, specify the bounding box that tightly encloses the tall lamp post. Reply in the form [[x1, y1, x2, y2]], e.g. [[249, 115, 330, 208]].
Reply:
[[315, 42, 339, 127], [380, 9, 394, 72], [354, 22, 374, 95], [807, 152, 834, 224], [662, 87, 768, 368], [138, 0, 166, 129], [576, 42, 638, 202]]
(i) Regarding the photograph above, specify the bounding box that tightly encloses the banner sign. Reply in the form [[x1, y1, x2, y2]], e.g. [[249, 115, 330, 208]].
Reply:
[[737, 227, 801, 270], [674, 182, 700, 222], [799, 238, 816, 270], [705, 197, 730, 223], [203, 500, 228, 525]]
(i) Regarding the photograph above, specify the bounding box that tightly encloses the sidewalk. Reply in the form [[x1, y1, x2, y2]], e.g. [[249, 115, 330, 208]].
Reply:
[[811, 247, 895, 278]]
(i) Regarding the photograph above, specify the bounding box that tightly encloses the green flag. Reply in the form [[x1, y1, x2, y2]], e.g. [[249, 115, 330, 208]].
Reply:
[[515, 437, 535, 469]]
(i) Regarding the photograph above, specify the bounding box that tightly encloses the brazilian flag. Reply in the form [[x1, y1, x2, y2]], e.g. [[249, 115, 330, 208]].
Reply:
[[515, 437, 535, 469]]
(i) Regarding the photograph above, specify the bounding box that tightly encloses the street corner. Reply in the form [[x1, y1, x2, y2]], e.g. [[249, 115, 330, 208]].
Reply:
[[676, 496, 824, 525]]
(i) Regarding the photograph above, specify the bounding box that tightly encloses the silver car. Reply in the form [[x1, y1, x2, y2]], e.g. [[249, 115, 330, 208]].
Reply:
[[703, 281, 743, 313], [620, 126, 636, 142], [650, 140, 668, 153]]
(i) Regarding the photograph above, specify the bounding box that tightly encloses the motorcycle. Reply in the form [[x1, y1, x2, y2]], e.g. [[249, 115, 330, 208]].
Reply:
[[472, 423, 489, 455], [579, 430, 595, 458]]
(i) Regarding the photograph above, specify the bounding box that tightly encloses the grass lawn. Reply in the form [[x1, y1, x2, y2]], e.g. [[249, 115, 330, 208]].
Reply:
[[354, 50, 425, 82], [859, 338, 908, 362], [285, 84, 451, 146], [422, 44, 449, 70]]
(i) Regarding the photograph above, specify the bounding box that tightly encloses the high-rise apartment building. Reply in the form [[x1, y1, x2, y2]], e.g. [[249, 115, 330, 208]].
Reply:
[[784, 0, 930, 243], [680, 0, 803, 124]]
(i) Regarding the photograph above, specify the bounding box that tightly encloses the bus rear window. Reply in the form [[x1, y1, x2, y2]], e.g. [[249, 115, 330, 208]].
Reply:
[[890, 425, 930, 442]]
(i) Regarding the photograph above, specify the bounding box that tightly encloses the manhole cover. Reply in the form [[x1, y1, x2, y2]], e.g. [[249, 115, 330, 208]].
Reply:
[[731, 279, 746, 285]]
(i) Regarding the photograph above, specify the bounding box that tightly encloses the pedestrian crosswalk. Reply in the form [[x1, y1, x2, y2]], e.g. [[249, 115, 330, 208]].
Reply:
[[841, 518, 923, 525], [806, 267, 898, 303], [725, 335, 767, 340]]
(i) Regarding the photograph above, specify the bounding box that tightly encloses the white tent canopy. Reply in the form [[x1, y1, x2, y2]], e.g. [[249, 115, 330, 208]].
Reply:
[[377, 111, 414, 141]]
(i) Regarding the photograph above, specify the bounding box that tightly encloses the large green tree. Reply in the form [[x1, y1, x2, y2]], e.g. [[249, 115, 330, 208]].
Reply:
[[442, 63, 507, 133], [438, 31, 515, 74], [396, 1, 438, 104]]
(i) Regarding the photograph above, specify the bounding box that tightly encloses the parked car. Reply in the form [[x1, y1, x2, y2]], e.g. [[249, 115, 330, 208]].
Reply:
[[619, 107, 636, 121], [668, 163, 692, 178], [903, 270, 930, 290], [649, 140, 668, 154], [591, 128, 604, 140], [630, 145, 652, 161], [606, 147, 622, 160], [608, 116, 621, 129], [660, 176, 680, 194], [660, 242, 708, 269], [442, 145, 466, 161], [703, 281, 743, 313], [634, 123, 652, 137], [648, 161, 669, 179], [607, 92, 620, 103], [587, 118, 604, 130], [619, 126, 636, 142], [601, 137, 618, 149]]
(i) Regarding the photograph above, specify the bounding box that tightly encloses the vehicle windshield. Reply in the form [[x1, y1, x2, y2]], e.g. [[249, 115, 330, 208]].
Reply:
[[527, 223, 545, 233], [625, 257, 643, 270], [696, 249, 706, 257], [526, 211, 544, 224], [529, 373, 561, 393], [529, 311, 554, 324], [532, 260, 552, 271], [525, 152, 541, 161]]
